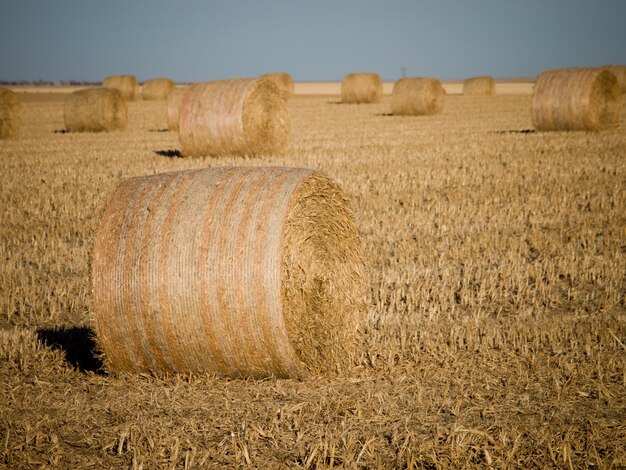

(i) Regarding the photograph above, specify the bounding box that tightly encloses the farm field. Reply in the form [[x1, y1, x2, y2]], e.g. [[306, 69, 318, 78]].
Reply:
[[1, 87, 625, 468]]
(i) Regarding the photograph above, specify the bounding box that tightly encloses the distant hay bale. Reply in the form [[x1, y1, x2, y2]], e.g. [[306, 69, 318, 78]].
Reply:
[[603, 65, 626, 93], [166, 86, 188, 131], [103, 75, 139, 101], [391, 78, 446, 116], [341, 73, 383, 103], [92, 166, 366, 378], [142, 78, 175, 100], [0, 88, 20, 140], [463, 76, 495, 95], [178, 78, 290, 157], [260, 73, 295, 99], [64, 88, 128, 132], [532, 67, 621, 132]]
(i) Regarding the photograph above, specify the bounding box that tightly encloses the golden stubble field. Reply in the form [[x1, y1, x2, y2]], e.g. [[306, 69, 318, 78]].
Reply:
[[0, 87, 625, 468]]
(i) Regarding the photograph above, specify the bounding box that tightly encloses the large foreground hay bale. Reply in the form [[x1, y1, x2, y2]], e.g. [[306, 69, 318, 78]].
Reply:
[[532, 67, 621, 132], [603, 65, 626, 93], [142, 78, 175, 100], [92, 167, 365, 378], [463, 76, 495, 95], [341, 73, 383, 103], [260, 73, 295, 99], [0, 88, 20, 140], [103, 75, 139, 101], [64, 88, 128, 132], [166, 86, 188, 131], [391, 78, 446, 116], [178, 78, 290, 157]]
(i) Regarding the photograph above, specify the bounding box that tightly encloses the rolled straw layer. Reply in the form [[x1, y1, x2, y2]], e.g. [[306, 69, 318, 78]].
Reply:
[[341, 73, 383, 104], [103, 75, 139, 101], [166, 87, 188, 131], [64, 88, 127, 132], [178, 78, 290, 157], [463, 76, 495, 95], [391, 78, 446, 116], [142, 78, 175, 100], [603, 65, 626, 93], [532, 67, 621, 131], [260, 73, 295, 99], [92, 167, 365, 378], [0, 88, 20, 140]]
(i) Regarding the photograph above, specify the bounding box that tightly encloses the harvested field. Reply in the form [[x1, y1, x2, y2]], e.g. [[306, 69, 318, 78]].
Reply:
[[1, 87, 625, 468]]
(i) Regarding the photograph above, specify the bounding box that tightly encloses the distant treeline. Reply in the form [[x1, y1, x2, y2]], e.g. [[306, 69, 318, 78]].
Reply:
[[0, 80, 102, 86]]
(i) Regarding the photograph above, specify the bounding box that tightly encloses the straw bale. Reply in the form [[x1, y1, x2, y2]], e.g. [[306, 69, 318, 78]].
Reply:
[[103, 75, 140, 101], [463, 76, 495, 95], [391, 78, 446, 116], [0, 88, 20, 139], [92, 167, 366, 378], [341, 73, 383, 103], [603, 65, 626, 93], [166, 86, 188, 131], [178, 78, 290, 157], [260, 73, 295, 99], [532, 67, 621, 132], [142, 78, 175, 100], [64, 88, 128, 132]]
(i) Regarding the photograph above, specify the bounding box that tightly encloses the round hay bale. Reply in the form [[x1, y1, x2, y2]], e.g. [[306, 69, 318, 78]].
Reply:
[[532, 67, 621, 132], [463, 76, 495, 95], [92, 166, 366, 378], [391, 78, 446, 116], [341, 73, 383, 104], [64, 88, 128, 132], [260, 73, 295, 99], [103, 75, 140, 101], [0, 88, 20, 140], [166, 86, 188, 131], [603, 65, 626, 93], [142, 78, 175, 100], [178, 78, 290, 157]]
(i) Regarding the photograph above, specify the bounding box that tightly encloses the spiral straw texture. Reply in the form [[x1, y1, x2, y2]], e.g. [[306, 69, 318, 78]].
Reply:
[[463, 76, 495, 95], [92, 167, 365, 378], [103, 75, 140, 101], [178, 78, 290, 157], [64, 88, 127, 132], [142, 78, 175, 100], [391, 78, 446, 116], [166, 87, 188, 131], [260, 73, 295, 99], [0, 88, 20, 140], [532, 68, 621, 132], [341, 73, 383, 104], [603, 65, 626, 93]]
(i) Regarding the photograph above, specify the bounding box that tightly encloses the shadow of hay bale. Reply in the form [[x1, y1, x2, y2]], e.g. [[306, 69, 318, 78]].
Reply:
[[36, 326, 104, 373], [154, 149, 183, 158], [493, 129, 536, 135]]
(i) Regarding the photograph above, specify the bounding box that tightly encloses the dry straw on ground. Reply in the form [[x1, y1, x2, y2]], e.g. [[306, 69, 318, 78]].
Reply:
[[603, 65, 626, 93], [142, 78, 175, 101], [463, 76, 495, 95], [0, 88, 20, 139], [391, 77, 446, 116], [341, 73, 383, 103], [64, 88, 128, 132], [92, 166, 365, 379], [532, 67, 621, 132], [103, 75, 140, 101], [260, 73, 295, 99], [166, 86, 188, 131], [178, 78, 290, 157]]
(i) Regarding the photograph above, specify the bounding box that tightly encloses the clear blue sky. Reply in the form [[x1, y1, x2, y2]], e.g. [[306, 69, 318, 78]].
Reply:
[[1, 0, 624, 82]]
